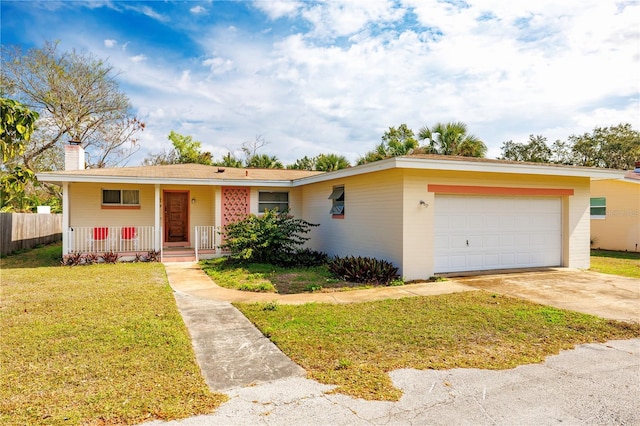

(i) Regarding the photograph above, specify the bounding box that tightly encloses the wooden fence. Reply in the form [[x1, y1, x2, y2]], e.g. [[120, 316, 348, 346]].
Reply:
[[0, 213, 62, 256]]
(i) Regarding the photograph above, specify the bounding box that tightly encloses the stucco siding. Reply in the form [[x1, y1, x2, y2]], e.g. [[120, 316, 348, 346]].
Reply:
[[565, 182, 591, 269], [401, 170, 435, 280], [301, 170, 405, 268], [301, 168, 591, 281], [68, 182, 155, 227], [591, 180, 640, 251]]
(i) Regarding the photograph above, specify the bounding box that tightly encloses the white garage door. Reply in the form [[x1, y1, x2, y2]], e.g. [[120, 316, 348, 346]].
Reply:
[[434, 195, 562, 273]]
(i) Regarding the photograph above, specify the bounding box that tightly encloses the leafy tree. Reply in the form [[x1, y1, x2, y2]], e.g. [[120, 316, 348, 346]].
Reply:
[[314, 153, 350, 171], [418, 121, 486, 157], [549, 139, 573, 165], [499, 135, 552, 163], [143, 131, 212, 165], [220, 209, 319, 265], [1, 98, 39, 162], [357, 124, 418, 165], [569, 123, 639, 169], [0, 165, 34, 212], [1, 41, 144, 170], [169, 131, 212, 165], [246, 153, 283, 169], [0, 98, 41, 211]]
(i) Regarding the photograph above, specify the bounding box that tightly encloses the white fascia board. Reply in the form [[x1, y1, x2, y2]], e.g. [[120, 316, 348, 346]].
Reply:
[[393, 157, 627, 179], [292, 157, 626, 186], [35, 173, 296, 187]]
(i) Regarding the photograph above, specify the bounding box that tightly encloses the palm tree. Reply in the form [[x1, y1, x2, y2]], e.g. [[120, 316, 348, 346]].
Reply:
[[245, 154, 284, 169], [314, 153, 350, 171], [418, 121, 487, 157], [214, 152, 243, 168]]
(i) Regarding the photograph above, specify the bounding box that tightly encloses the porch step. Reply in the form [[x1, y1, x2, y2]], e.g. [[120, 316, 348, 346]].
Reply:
[[163, 255, 197, 263], [161, 248, 219, 263], [162, 248, 196, 263]]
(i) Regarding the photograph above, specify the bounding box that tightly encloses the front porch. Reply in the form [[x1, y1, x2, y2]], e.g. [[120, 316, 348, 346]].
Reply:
[[66, 225, 222, 262]]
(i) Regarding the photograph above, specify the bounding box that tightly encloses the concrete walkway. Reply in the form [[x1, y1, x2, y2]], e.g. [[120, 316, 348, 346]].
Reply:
[[164, 262, 476, 392], [164, 262, 476, 305]]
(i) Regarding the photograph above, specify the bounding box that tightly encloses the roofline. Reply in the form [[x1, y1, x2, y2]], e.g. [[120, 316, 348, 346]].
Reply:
[[35, 174, 299, 187], [292, 156, 627, 186], [37, 156, 627, 186]]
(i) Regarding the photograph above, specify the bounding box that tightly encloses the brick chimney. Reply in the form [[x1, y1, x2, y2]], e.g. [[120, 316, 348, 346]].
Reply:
[[65, 140, 85, 170]]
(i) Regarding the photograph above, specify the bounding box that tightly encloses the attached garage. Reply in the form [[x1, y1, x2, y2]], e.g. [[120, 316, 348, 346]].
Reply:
[[433, 195, 562, 273]]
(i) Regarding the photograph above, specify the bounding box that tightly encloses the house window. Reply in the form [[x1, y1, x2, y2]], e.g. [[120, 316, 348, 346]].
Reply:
[[102, 189, 140, 206], [258, 191, 289, 213], [328, 185, 345, 216], [590, 197, 606, 219]]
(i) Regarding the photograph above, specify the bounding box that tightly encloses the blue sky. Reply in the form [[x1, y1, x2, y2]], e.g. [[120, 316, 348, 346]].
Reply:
[[2, 0, 639, 166]]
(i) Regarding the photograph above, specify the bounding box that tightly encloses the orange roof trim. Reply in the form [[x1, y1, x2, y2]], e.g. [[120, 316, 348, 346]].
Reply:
[[428, 184, 574, 196]]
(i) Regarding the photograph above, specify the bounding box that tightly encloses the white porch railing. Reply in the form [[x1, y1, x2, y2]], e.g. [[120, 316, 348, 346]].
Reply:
[[194, 226, 219, 261], [67, 226, 157, 254]]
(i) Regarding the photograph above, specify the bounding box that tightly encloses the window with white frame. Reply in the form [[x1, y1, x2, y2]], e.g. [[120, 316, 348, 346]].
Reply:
[[590, 197, 606, 219], [102, 189, 140, 206], [328, 185, 345, 216], [258, 191, 289, 213]]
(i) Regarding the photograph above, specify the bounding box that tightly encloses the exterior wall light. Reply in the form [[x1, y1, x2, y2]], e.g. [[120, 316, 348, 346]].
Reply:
[[419, 200, 428, 207]]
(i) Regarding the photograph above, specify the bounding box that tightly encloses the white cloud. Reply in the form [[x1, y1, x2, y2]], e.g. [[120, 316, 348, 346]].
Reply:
[[104, 39, 117, 48], [190, 5, 207, 15], [121, 3, 170, 23], [129, 54, 147, 63], [253, 1, 302, 20], [202, 57, 234, 74], [52, 0, 639, 166], [301, 0, 404, 38]]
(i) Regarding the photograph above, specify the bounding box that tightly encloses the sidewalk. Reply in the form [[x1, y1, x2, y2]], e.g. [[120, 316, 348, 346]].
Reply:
[[163, 262, 476, 392]]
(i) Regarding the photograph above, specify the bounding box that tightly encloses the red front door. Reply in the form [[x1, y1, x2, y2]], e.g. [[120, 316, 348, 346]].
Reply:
[[164, 191, 189, 245]]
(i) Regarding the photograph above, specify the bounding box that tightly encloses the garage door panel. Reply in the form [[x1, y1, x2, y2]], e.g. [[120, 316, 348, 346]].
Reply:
[[483, 235, 500, 248], [434, 195, 562, 273], [515, 234, 531, 246]]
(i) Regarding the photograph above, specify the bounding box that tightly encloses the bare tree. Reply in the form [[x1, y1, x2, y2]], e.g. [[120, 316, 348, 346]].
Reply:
[[1, 41, 144, 170], [241, 135, 269, 160]]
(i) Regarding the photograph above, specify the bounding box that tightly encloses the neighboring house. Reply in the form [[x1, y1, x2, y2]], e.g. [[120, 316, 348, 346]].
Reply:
[[36, 142, 625, 280], [590, 162, 640, 252]]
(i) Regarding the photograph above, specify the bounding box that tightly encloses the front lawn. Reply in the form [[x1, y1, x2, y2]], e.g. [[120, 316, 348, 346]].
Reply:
[[590, 249, 640, 278], [236, 293, 640, 401], [200, 257, 375, 294], [1, 244, 226, 425]]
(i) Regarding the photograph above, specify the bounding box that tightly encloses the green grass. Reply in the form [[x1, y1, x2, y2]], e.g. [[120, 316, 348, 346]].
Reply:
[[590, 249, 640, 278], [200, 257, 376, 294], [236, 293, 640, 401], [1, 243, 227, 425]]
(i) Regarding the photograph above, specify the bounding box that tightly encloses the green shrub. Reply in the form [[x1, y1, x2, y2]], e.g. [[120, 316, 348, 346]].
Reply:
[[280, 248, 328, 268], [220, 209, 319, 265], [328, 255, 399, 285]]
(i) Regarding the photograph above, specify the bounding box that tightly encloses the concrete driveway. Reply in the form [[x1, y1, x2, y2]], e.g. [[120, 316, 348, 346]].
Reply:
[[449, 268, 640, 323]]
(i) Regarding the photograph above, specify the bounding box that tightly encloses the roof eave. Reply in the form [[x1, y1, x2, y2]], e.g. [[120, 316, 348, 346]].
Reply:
[[293, 156, 627, 185], [35, 174, 298, 187]]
